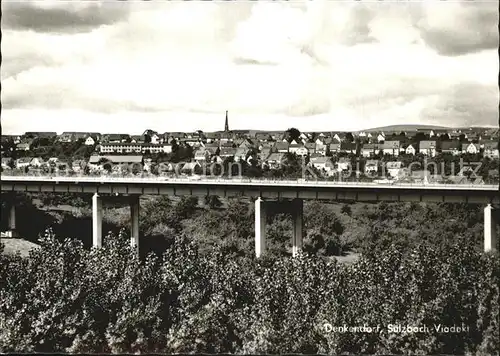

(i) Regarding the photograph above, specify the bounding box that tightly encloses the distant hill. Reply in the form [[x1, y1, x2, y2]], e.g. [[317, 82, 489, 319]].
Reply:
[[361, 124, 498, 133], [218, 125, 498, 135], [361, 124, 451, 132]]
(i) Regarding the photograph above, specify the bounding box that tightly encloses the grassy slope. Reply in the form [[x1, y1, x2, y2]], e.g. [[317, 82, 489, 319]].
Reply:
[[1, 238, 40, 257]]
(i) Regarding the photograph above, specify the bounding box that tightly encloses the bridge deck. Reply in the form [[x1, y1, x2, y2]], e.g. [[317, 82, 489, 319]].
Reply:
[[1, 175, 498, 204]]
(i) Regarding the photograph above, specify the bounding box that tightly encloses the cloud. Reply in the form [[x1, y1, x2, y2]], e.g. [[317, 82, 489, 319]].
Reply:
[[232, 57, 279, 66], [1, 1, 130, 33], [328, 4, 377, 46], [421, 83, 499, 127], [1, 28, 108, 79], [1, 0, 498, 134], [412, 2, 499, 56]]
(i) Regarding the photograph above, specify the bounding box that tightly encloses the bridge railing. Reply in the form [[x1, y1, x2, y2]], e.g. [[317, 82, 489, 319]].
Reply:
[[1, 170, 498, 189]]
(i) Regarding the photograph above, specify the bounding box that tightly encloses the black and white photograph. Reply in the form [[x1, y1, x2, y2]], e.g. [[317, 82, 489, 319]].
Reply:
[[1, 0, 499, 354]]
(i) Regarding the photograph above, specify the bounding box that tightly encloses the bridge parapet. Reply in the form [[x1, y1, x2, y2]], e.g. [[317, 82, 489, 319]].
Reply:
[[1, 174, 499, 204]]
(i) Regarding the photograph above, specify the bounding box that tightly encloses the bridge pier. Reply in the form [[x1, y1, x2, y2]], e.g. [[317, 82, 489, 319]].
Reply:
[[292, 199, 303, 257], [2, 204, 18, 238], [130, 195, 140, 254], [484, 204, 498, 252], [92, 193, 103, 248], [255, 197, 267, 258], [254, 197, 304, 258]]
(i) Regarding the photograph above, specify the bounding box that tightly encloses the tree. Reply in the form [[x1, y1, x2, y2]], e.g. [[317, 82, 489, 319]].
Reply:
[[0, 199, 499, 354], [245, 162, 263, 178], [280, 153, 302, 178], [415, 132, 428, 141], [98, 158, 112, 173], [175, 196, 199, 219], [173, 144, 193, 163], [304, 202, 345, 255], [204, 195, 223, 209], [141, 196, 182, 233], [340, 204, 352, 216], [439, 133, 451, 141], [285, 128, 301, 143]]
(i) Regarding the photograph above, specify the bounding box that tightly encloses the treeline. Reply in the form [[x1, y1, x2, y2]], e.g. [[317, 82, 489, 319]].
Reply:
[[1, 192, 491, 257], [0, 231, 498, 354]]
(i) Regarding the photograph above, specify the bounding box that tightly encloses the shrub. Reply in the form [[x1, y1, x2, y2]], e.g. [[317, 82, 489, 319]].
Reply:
[[204, 195, 223, 209], [0, 232, 498, 354]]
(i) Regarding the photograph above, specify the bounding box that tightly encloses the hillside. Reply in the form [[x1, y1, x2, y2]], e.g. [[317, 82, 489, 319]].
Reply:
[[1, 238, 40, 257]]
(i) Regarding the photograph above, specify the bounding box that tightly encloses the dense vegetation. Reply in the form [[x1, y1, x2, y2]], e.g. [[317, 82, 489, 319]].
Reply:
[[1, 191, 493, 257], [0, 230, 498, 354], [1, 192, 498, 353]]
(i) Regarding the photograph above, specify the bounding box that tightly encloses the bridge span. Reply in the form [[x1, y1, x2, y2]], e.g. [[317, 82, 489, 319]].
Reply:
[[1, 175, 498, 255]]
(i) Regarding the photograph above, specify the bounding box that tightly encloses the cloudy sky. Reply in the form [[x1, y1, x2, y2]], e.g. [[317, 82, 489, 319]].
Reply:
[[2, 0, 498, 135]]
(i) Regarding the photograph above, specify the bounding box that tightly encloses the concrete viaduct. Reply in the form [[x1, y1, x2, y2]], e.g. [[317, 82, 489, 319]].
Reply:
[[1, 175, 498, 255]]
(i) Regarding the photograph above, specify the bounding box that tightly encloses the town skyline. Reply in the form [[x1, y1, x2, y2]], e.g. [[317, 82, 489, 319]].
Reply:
[[2, 117, 499, 137], [2, 1, 498, 135]]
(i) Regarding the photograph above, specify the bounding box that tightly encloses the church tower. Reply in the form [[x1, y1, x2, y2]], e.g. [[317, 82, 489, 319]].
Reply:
[[224, 110, 229, 132]]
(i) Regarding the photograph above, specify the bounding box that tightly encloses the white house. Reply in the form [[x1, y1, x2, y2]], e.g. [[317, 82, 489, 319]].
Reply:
[[483, 141, 499, 158], [265, 153, 285, 169], [405, 144, 416, 155], [385, 161, 404, 178], [419, 141, 437, 157], [364, 160, 378, 174], [336, 158, 351, 171], [72, 159, 86, 172], [87, 156, 104, 172], [381, 141, 400, 156], [329, 143, 340, 155], [315, 143, 327, 155], [275, 142, 289, 153], [16, 142, 32, 151], [234, 147, 250, 162], [30, 157, 46, 168], [150, 133, 161, 144], [85, 136, 96, 146], [47, 157, 59, 164], [289, 144, 301, 155], [361, 144, 379, 157], [295, 146, 309, 156], [181, 162, 202, 174], [100, 143, 171, 154], [462, 143, 480, 154], [100, 143, 141, 154], [1, 158, 13, 170], [289, 144, 308, 156], [194, 149, 211, 162], [16, 157, 32, 169], [310, 157, 334, 172]]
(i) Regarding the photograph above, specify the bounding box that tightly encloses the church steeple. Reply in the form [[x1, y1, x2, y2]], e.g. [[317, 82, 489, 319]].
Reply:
[[224, 110, 229, 132]]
